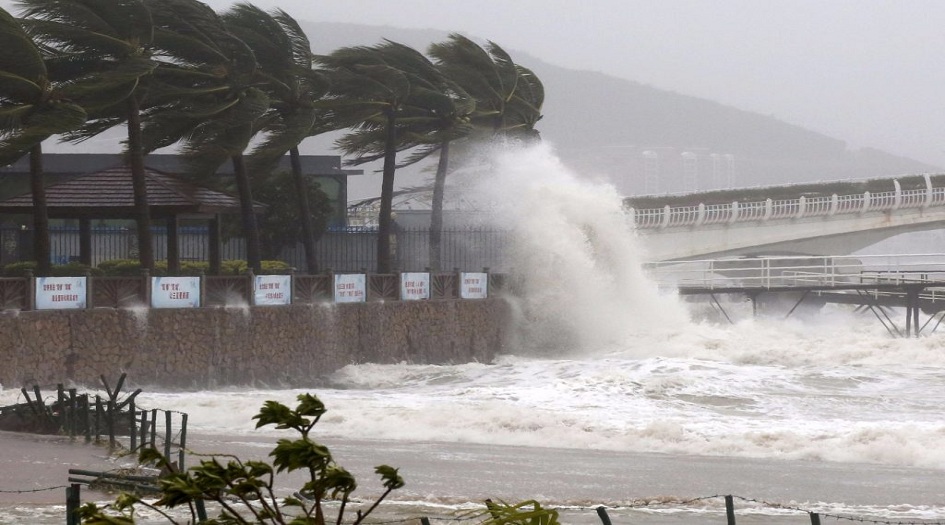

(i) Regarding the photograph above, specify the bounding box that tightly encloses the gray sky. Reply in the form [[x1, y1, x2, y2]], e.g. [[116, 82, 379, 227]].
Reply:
[[4, 0, 944, 167], [199, 0, 945, 168]]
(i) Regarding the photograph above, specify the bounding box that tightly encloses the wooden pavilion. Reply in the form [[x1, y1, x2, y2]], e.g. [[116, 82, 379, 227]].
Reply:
[[0, 165, 261, 274]]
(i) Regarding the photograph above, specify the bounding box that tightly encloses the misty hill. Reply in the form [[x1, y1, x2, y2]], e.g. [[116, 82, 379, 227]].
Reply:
[[38, 21, 940, 202], [303, 22, 940, 198]]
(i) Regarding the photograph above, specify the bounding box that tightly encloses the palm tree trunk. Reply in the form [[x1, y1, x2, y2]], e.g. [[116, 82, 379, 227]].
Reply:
[[232, 155, 262, 274], [376, 108, 397, 274], [127, 94, 154, 271], [429, 141, 450, 271], [290, 146, 318, 274], [29, 144, 51, 276]]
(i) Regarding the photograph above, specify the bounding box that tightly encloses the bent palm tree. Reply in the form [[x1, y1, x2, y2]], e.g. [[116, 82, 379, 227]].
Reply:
[[17, 0, 160, 271], [315, 43, 415, 274], [0, 7, 86, 275], [224, 3, 329, 273], [143, 0, 269, 273]]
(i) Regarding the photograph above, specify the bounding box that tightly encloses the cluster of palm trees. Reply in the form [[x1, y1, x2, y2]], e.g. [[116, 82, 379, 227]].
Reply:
[[0, 0, 543, 276]]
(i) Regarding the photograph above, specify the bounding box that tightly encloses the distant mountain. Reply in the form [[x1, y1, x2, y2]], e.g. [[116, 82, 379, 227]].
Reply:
[[39, 21, 941, 202], [302, 21, 940, 198]]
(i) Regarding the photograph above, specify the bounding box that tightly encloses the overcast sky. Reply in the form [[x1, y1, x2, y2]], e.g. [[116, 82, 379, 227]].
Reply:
[[194, 0, 945, 168], [4, 0, 943, 167]]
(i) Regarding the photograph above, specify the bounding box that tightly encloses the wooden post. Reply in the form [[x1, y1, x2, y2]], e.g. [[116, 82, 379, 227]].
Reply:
[[65, 483, 81, 525], [164, 410, 172, 463], [596, 506, 613, 525], [94, 396, 102, 442], [150, 408, 158, 449], [725, 495, 736, 525], [106, 400, 116, 450], [82, 394, 91, 443], [140, 410, 149, 451], [179, 413, 188, 471], [68, 388, 77, 440], [196, 498, 208, 522], [421, 518, 431, 525], [810, 512, 822, 525], [129, 399, 137, 451]]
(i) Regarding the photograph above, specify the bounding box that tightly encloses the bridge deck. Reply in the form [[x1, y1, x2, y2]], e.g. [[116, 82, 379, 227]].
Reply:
[[651, 254, 945, 336]]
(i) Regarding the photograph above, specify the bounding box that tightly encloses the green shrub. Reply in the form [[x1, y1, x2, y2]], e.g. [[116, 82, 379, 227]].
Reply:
[[3, 260, 102, 277], [95, 259, 293, 276], [97, 259, 152, 276], [2, 261, 36, 277], [78, 393, 405, 525], [51, 262, 102, 277], [76, 394, 560, 525]]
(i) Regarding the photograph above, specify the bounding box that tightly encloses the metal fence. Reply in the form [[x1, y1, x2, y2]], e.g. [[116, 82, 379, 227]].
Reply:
[[0, 225, 513, 273]]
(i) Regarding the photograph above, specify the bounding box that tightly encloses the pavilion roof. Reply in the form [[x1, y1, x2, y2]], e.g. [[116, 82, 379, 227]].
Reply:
[[0, 165, 261, 218]]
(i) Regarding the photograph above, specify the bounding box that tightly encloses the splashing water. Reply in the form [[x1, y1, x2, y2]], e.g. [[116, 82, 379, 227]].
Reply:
[[458, 142, 688, 352]]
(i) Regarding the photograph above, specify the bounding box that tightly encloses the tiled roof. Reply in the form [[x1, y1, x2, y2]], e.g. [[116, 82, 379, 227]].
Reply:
[[0, 165, 259, 217]]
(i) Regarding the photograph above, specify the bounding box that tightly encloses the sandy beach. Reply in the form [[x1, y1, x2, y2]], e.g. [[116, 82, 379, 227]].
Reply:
[[5, 429, 944, 525]]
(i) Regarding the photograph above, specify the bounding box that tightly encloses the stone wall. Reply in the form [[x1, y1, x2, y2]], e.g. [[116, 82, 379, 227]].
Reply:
[[0, 299, 510, 389]]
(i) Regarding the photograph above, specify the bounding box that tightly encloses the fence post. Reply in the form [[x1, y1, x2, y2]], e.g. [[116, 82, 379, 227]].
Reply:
[[725, 495, 736, 525], [65, 483, 81, 525], [595, 506, 613, 525], [164, 410, 173, 464], [809, 512, 821, 525], [179, 413, 188, 471]]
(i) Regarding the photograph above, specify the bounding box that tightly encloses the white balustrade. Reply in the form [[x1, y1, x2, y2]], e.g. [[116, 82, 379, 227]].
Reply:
[[632, 178, 945, 229]]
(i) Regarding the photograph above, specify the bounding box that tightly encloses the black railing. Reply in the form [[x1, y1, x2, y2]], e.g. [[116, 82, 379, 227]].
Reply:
[[0, 225, 513, 272]]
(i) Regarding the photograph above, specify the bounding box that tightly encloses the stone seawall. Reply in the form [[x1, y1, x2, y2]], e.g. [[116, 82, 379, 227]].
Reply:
[[0, 299, 510, 389]]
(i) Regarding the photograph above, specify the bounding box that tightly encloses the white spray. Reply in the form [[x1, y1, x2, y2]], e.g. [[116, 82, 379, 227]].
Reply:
[[454, 142, 689, 352]]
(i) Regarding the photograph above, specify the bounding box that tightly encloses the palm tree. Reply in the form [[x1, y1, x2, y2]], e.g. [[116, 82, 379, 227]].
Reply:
[[17, 0, 160, 272], [223, 3, 329, 274], [142, 0, 269, 273], [0, 7, 86, 275], [315, 42, 417, 274], [423, 36, 545, 269], [429, 34, 520, 134], [504, 64, 544, 142]]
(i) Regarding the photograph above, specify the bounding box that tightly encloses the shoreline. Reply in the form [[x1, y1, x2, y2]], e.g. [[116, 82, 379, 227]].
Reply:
[[4, 430, 945, 523]]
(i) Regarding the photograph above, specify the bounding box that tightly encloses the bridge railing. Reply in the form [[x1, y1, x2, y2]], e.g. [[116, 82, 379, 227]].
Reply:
[[646, 254, 945, 290], [629, 175, 945, 229]]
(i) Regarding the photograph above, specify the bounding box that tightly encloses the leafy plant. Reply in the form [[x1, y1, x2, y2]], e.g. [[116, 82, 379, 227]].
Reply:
[[77, 393, 404, 524], [480, 500, 560, 525]]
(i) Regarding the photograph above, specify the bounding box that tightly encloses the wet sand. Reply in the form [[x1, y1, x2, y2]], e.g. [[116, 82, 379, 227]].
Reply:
[[3, 430, 944, 524], [0, 430, 126, 505]]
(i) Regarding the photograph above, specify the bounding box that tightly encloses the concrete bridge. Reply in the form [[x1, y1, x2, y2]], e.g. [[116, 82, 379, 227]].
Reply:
[[628, 173, 945, 261]]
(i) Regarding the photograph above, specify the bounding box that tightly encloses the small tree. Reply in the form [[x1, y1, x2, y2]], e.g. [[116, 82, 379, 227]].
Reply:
[[77, 393, 404, 525]]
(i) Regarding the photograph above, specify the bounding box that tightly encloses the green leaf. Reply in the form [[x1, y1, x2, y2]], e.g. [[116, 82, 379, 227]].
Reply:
[[375, 465, 405, 490]]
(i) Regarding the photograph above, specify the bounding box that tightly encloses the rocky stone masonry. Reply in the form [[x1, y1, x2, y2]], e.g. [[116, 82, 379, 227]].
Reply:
[[0, 299, 510, 389]]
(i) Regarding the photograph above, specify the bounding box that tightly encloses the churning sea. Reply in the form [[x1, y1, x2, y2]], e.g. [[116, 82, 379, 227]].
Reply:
[[2, 143, 945, 524]]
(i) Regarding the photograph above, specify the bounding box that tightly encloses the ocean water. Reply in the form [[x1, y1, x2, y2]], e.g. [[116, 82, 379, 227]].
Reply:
[[3, 143, 945, 524]]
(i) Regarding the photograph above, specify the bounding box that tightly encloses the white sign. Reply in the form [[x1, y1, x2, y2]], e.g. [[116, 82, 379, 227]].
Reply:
[[35, 277, 86, 310], [460, 272, 488, 299], [400, 272, 430, 301], [151, 276, 200, 308], [333, 274, 366, 303], [255, 275, 291, 306]]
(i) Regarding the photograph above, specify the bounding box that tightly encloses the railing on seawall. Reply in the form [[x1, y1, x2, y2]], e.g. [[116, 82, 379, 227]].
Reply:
[[630, 175, 945, 229], [645, 253, 945, 291]]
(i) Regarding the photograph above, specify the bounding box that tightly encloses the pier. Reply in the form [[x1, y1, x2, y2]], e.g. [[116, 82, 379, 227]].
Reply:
[[647, 254, 945, 337]]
